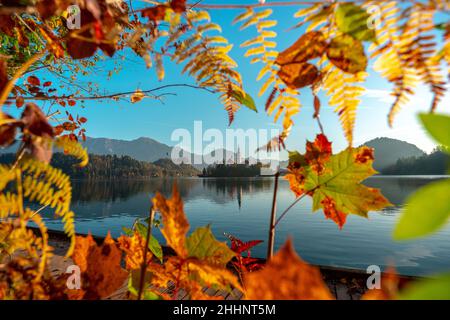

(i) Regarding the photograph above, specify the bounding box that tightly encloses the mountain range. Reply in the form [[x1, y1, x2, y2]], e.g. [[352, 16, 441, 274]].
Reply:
[[0, 136, 429, 172], [81, 136, 427, 172]]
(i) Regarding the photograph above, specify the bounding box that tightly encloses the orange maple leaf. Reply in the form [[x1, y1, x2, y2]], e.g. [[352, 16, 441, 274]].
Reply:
[[152, 184, 189, 258], [244, 239, 334, 300], [304, 133, 332, 174], [117, 231, 152, 270], [70, 233, 128, 299]]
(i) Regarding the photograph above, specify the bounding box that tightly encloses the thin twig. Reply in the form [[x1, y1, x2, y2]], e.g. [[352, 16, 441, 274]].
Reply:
[[274, 192, 309, 228], [137, 207, 156, 300], [30, 204, 49, 218], [11, 143, 26, 171], [266, 171, 280, 260], [192, 1, 322, 9], [6, 84, 216, 102], [316, 116, 325, 135], [14, 13, 45, 46]]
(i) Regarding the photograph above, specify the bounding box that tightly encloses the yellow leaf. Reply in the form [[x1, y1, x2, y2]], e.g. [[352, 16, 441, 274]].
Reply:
[[130, 89, 145, 103], [233, 8, 253, 25], [245, 46, 265, 57], [188, 259, 242, 292]]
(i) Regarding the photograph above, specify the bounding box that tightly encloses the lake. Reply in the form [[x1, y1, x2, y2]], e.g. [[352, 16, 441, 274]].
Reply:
[[42, 176, 450, 276]]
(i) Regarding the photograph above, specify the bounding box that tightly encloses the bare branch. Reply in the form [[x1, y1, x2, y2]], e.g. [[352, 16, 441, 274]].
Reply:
[[6, 84, 216, 102]]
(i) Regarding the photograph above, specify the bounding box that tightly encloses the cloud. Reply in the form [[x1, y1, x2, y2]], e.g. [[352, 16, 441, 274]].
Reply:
[[363, 89, 395, 104]]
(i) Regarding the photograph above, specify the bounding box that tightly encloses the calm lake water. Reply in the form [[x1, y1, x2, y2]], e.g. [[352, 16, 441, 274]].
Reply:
[[42, 176, 450, 276]]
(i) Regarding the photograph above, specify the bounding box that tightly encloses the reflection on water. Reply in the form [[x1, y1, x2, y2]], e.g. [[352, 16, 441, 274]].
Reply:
[[43, 176, 450, 276]]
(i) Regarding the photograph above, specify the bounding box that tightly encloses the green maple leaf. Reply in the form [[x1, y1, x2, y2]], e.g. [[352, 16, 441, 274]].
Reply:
[[186, 225, 236, 267], [302, 147, 392, 227], [335, 3, 376, 43]]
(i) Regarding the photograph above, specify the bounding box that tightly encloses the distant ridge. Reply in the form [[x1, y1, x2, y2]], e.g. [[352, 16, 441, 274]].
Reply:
[[363, 137, 426, 172], [0, 136, 429, 172], [82, 137, 172, 162]]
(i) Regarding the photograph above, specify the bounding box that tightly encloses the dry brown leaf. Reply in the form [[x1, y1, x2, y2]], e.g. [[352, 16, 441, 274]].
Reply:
[[170, 0, 187, 13], [16, 96, 24, 108], [0, 59, 7, 94], [141, 5, 167, 22], [276, 31, 327, 65], [277, 62, 321, 89], [21, 103, 54, 138]]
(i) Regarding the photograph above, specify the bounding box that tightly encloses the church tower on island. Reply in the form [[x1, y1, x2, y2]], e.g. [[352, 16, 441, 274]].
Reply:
[[235, 147, 242, 164]]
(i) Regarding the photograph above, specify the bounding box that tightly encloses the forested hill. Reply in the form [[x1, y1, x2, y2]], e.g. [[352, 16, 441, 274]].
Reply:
[[363, 137, 426, 171], [0, 153, 199, 178], [381, 150, 449, 175]]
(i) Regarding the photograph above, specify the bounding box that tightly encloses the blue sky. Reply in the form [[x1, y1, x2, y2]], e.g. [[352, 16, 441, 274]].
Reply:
[[12, 1, 450, 158]]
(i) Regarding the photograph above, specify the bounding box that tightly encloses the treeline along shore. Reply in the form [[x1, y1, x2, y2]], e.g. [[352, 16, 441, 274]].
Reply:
[[0, 153, 199, 178]]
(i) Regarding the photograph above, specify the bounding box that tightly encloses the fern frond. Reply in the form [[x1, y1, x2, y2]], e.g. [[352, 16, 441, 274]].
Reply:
[[401, 7, 446, 113], [54, 137, 89, 167], [443, 26, 450, 78], [19, 158, 75, 256], [29, 210, 51, 280], [168, 10, 245, 124], [323, 66, 367, 146], [233, 8, 254, 25], [236, 8, 300, 149], [293, 3, 335, 32], [0, 165, 17, 191], [370, 1, 418, 126], [0, 192, 21, 218]]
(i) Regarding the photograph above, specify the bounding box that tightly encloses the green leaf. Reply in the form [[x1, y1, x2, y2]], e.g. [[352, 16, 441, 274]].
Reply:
[[326, 35, 368, 74], [231, 90, 257, 112], [135, 222, 147, 237], [335, 3, 376, 42], [148, 236, 163, 262], [393, 179, 450, 240], [143, 291, 163, 300], [135, 222, 163, 262], [128, 269, 162, 299], [121, 226, 133, 236], [301, 147, 391, 229], [434, 23, 448, 31], [399, 273, 450, 300], [186, 225, 235, 267], [288, 150, 306, 165], [419, 113, 450, 150]]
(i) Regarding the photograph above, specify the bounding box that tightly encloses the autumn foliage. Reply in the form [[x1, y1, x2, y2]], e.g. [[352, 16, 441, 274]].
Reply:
[[286, 134, 391, 228], [0, 0, 450, 300]]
